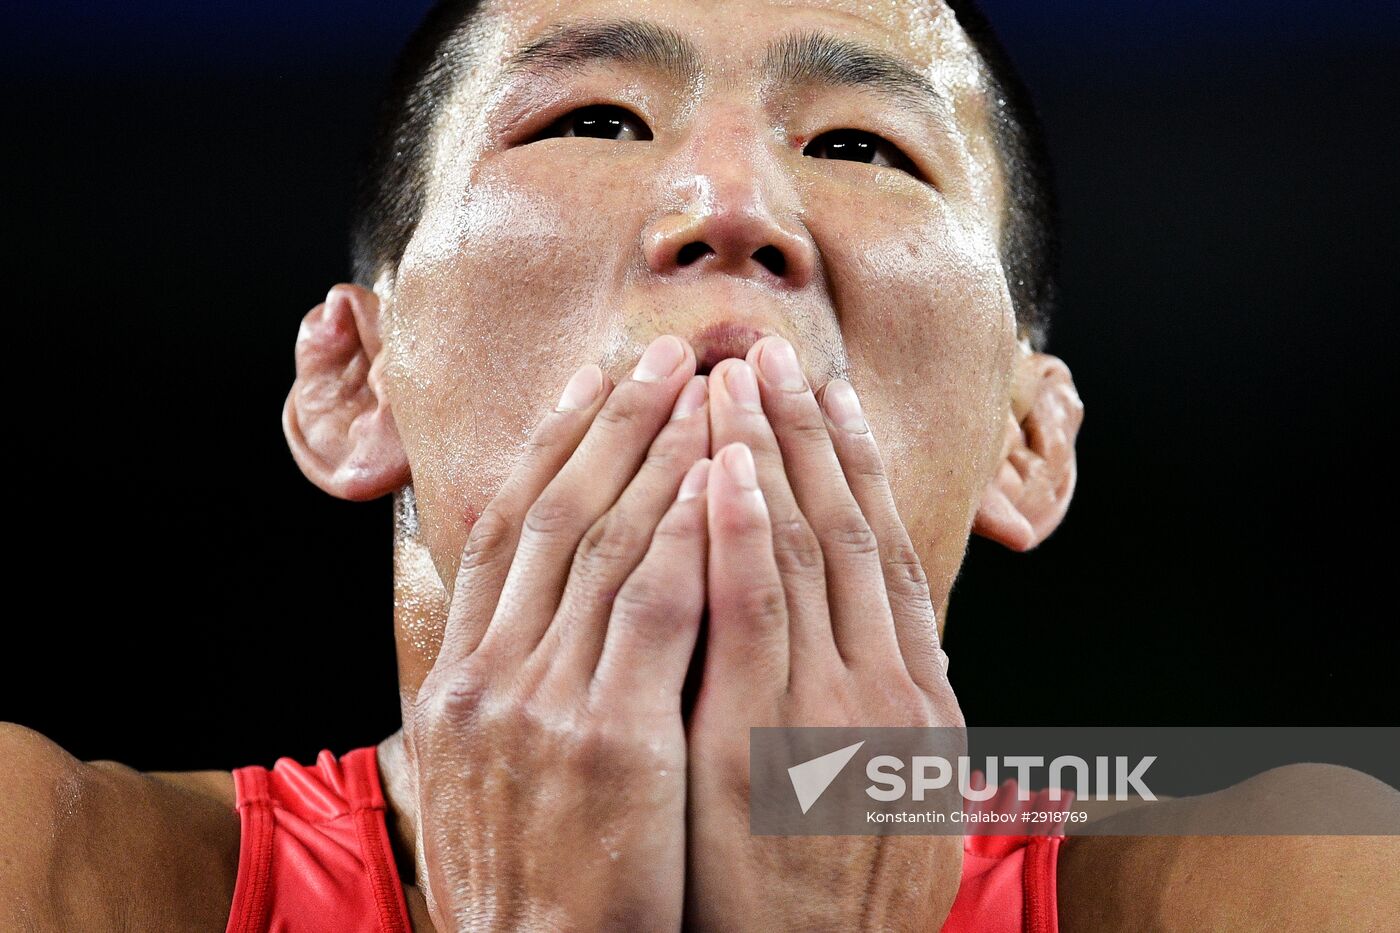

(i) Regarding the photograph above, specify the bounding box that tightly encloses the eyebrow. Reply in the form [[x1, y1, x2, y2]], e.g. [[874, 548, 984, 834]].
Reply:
[[503, 19, 702, 84], [500, 18, 948, 125], [762, 30, 949, 126]]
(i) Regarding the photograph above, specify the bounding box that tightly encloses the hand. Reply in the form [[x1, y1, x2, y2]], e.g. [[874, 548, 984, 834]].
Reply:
[[684, 337, 964, 932], [403, 336, 711, 932]]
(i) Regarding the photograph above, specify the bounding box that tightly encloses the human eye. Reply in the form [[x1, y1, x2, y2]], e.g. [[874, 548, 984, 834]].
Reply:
[[529, 103, 653, 142], [802, 128, 920, 177]]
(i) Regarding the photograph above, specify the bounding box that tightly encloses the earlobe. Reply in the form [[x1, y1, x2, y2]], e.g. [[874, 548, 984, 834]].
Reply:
[[282, 283, 411, 501], [972, 352, 1084, 551]]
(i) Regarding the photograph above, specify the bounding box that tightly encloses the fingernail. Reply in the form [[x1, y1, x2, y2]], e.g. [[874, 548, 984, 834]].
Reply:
[[556, 364, 603, 411], [678, 458, 711, 501], [822, 379, 868, 433], [670, 375, 708, 421], [721, 443, 758, 490], [722, 360, 762, 412], [632, 335, 687, 383], [757, 338, 806, 392]]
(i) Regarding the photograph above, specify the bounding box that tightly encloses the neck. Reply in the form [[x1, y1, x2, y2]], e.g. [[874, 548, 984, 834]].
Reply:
[[381, 502, 452, 887], [375, 729, 422, 885]]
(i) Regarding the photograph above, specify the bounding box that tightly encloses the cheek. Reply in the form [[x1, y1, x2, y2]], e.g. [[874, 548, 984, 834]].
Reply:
[[385, 155, 637, 581], [809, 185, 1016, 567]]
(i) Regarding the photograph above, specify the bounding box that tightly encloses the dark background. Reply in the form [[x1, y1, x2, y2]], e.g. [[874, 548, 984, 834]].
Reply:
[[6, 1, 1398, 771]]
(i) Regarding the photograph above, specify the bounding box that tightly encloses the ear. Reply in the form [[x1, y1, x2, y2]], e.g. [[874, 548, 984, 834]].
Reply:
[[282, 283, 410, 501], [971, 349, 1084, 551]]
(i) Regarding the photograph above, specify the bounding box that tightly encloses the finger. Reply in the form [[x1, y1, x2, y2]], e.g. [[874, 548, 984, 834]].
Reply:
[[436, 361, 612, 669], [704, 442, 790, 689], [708, 358, 838, 677], [747, 337, 897, 668], [818, 378, 947, 691], [476, 335, 697, 663], [539, 375, 709, 682], [591, 458, 710, 711]]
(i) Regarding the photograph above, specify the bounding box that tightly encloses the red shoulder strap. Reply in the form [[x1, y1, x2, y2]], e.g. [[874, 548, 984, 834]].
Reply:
[[343, 747, 415, 933], [227, 764, 274, 933]]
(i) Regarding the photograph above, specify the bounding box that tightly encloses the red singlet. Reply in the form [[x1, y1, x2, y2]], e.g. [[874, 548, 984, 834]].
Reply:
[[224, 749, 1064, 932], [225, 748, 411, 933]]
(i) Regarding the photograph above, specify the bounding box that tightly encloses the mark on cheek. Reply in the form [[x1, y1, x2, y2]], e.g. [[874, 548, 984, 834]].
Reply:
[[462, 503, 481, 530]]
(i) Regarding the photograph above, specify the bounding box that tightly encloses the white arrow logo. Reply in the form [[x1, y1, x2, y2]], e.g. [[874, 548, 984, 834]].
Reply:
[[787, 741, 866, 814]]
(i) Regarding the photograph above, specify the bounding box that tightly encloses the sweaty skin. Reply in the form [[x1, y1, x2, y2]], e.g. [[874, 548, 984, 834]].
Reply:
[[383, 0, 1018, 646], [3, 0, 1397, 930]]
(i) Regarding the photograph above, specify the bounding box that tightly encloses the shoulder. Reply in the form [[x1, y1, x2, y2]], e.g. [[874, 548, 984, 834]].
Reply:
[[0, 723, 241, 932], [1057, 764, 1400, 931]]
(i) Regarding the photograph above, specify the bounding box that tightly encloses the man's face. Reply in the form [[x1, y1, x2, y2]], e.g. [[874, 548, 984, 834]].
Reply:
[[381, 0, 1019, 612]]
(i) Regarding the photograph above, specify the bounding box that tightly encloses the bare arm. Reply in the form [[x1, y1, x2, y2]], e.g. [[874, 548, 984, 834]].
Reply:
[[0, 722, 240, 932], [1058, 764, 1400, 931]]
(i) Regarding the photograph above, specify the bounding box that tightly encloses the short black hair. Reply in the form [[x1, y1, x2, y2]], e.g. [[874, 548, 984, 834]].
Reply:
[[351, 0, 1057, 347]]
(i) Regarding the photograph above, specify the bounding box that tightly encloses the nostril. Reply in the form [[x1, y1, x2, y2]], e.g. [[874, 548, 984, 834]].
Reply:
[[752, 245, 786, 278], [677, 241, 713, 266]]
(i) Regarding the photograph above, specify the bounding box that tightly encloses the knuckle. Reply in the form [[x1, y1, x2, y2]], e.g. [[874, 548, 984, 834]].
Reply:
[[522, 408, 576, 459], [456, 506, 514, 575], [562, 725, 613, 779], [640, 437, 684, 474], [864, 670, 943, 726], [575, 511, 640, 574], [613, 570, 696, 629], [788, 414, 834, 446], [523, 492, 584, 539], [883, 539, 932, 599], [415, 663, 493, 731], [521, 427, 555, 461], [564, 719, 669, 783], [727, 579, 788, 626], [591, 393, 648, 432], [612, 572, 667, 618], [818, 504, 879, 556], [904, 640, 948, 688], [513, 694, 573, 742], [852, 459, 888, 484], [770, 514, 824, 574]]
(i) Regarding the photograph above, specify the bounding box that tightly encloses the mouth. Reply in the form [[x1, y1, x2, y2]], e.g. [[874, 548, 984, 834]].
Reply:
[[691, 321, 770, 376]]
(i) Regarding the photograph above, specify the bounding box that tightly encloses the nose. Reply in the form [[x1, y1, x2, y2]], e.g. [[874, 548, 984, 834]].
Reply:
[[642, 118, 816, 290]]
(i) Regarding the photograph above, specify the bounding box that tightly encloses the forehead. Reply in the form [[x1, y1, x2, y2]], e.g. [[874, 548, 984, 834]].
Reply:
[[465, 0, 984, 102]]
